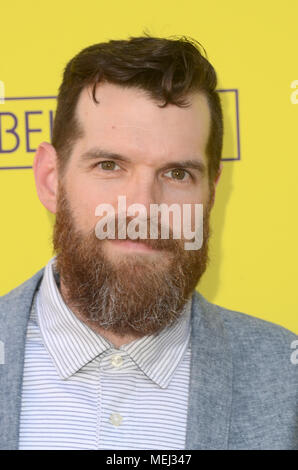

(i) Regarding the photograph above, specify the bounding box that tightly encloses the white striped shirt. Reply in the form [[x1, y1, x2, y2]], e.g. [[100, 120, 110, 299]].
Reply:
[[18, 256, 192, 450]]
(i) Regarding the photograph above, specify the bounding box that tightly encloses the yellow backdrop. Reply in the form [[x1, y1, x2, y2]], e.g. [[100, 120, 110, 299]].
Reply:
[[0, 0, 297, 334]]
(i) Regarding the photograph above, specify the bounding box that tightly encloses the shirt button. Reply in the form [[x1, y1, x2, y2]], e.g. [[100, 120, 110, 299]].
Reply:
[[111, 354, 123, 368], [110, 413, 123, 426]]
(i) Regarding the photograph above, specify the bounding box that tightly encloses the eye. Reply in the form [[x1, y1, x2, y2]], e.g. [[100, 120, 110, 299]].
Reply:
[[97, 160, 121, 171], [164, 168, 191, 181]]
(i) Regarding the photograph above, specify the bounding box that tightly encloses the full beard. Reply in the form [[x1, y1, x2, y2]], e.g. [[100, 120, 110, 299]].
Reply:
[[52, 183, 212, 338]]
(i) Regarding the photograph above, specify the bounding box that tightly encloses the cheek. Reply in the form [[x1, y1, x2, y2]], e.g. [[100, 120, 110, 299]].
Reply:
[[164, 187, 209, 211], [65, 176, 115, 232], [167, 205, 203, 238], [182, 204, 205, 235], [164, 187, 210, 236]]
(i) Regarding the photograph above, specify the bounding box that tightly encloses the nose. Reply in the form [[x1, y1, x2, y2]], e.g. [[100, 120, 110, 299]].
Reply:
[[124, 170, 159, 215]]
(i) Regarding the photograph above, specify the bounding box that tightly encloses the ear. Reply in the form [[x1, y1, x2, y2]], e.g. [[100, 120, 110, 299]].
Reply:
[[210, 162, 223, 208], [33, 142, 59, 214]]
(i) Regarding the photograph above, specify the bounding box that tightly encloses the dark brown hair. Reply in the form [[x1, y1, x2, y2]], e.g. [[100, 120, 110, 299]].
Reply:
[[52, 34, 223, 183]]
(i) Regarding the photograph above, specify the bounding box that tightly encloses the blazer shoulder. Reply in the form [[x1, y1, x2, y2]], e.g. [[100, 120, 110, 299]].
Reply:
[[193, 290, 298, 378], [194, 290, 297, 341], [0, 268, 45, 318]]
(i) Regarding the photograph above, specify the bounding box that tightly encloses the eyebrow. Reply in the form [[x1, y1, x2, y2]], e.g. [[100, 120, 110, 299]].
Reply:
[[79, 147, 207, 175]]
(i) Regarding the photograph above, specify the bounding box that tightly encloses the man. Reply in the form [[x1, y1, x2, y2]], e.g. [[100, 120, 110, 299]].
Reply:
[[0, 35, 297, 450]]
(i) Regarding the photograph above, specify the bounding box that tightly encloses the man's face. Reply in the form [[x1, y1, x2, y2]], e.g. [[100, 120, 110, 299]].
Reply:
[[52, 82, 215, 337]]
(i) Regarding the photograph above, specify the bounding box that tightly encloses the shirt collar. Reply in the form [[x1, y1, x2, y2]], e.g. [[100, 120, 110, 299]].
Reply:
[[36, 256, 192, 388]]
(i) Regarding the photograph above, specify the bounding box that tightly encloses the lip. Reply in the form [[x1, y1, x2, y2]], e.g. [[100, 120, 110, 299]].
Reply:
[[107, 239, 156, 252]]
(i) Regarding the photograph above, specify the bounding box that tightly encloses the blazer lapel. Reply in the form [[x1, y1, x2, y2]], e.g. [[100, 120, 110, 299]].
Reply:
[[0, 268, 44, 450], [185, 291, 233, 449]]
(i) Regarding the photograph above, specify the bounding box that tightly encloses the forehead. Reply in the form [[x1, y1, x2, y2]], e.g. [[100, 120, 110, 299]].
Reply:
[[73, 82, 211, 163]]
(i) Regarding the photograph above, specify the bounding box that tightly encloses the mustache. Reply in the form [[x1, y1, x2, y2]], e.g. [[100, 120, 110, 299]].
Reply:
[[93, 214, 185, 252]]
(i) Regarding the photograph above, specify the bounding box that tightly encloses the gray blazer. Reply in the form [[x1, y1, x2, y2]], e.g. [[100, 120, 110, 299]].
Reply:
[[0, 267, 297, 450]]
